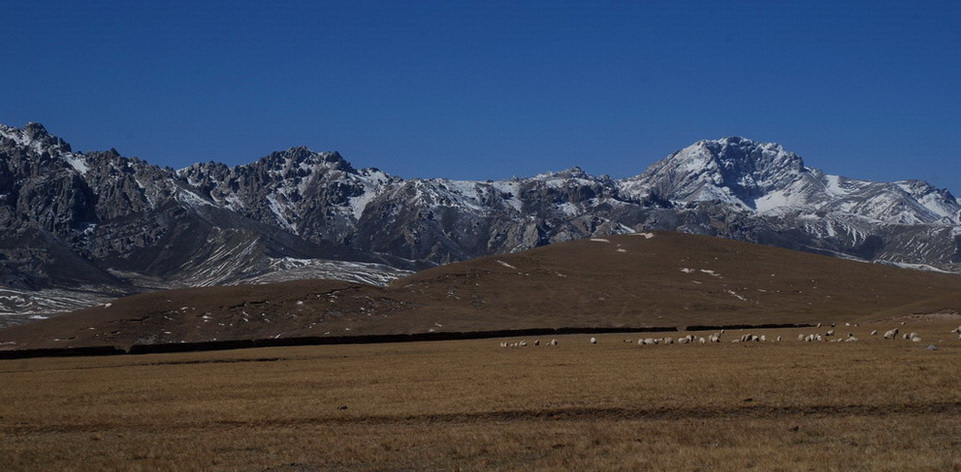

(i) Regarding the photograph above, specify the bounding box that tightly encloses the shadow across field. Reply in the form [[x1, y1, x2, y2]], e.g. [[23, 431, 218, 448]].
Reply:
[[0, 325, 682, 359], [212, 401, 961, 427], [9, 401, 961, 436]]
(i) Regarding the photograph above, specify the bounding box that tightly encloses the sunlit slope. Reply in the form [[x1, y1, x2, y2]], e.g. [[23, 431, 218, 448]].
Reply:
[[390, 231, 961, 328]]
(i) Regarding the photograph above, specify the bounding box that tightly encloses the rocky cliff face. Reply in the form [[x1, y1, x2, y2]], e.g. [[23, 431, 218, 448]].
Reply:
[[1, 123, 959, 322], [0, 123, 411, 321]]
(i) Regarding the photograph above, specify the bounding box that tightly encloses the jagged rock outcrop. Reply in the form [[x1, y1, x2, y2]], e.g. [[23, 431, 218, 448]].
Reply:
[[0, 123, 411, 294]]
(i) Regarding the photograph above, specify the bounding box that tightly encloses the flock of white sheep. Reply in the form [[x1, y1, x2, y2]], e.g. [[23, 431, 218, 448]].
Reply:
[[499, 325, 961, 348]]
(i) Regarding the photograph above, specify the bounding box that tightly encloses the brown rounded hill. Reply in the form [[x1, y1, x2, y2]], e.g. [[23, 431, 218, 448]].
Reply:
[[3, 231, 960, 349]]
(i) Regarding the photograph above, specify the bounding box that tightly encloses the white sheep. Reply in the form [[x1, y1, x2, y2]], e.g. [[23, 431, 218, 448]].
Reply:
[[759, 335, 767, 342], [534, 340, 540, 346], [698, 337, 706, 344], [951, 326, 961, 334], [590, 337, 597, 344], [549, 339, 558, 346], [911, 335, 922, 342], [678, 337, 690, 344], [825, 330, 835, 337], [883, 328, 898, 339], [870, 330, 878, 336], [664, 337, 674, 344], [519, 340, 528, 347]]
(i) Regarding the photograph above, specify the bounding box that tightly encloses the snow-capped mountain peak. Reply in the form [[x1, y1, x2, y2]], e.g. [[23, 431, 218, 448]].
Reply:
[[620, 135, 961, 229], [624, 137, 810, 210], [257, 147, 356, 176], [0, 122, 72, 156]]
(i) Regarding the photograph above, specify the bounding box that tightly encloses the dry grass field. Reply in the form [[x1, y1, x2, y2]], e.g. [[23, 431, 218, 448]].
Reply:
[[2, 317, 961, 471]]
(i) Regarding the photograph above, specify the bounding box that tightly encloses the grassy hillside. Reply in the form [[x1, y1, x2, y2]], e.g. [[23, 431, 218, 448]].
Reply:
[[3, 232, 961, 349]]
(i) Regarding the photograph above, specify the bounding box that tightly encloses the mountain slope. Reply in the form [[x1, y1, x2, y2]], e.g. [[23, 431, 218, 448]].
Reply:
[[0, 124, 414, 323], [619, 137, 961, 268], [3, 232, 960, 350], [622, 137, 961, 224]]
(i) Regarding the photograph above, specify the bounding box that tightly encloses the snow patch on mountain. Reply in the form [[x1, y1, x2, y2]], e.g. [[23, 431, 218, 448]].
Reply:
[[63, 154, 89, 175], [490, 180, 523, 212], [242, 258, 412, 286], [535, 167, 596, 189], [824, 175, 854, 197], [266, 194, 295, 231], [175, 188, 213, 208]]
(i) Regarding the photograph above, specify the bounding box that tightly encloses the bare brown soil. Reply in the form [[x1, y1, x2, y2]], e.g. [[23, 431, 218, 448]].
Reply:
[[3, 232, 961, 350], [2, 319, 960, 471]]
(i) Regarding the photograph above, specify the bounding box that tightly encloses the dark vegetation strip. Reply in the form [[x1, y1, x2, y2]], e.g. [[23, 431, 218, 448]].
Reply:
[[0, 345, 127, 359], [0, 326, 679, 359], [128, 326, 682, 355], [325, 401, 961, 425], [0, 323, 827, 360], [8, 402, 961, 434], [0, 323, 818, 360]]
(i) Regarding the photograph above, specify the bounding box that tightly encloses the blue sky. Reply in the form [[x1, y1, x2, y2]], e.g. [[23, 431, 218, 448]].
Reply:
[[3, 1, 960, 191]]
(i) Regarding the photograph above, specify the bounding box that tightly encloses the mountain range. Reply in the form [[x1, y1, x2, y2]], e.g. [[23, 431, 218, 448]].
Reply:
[[1, 123, 959, 325]]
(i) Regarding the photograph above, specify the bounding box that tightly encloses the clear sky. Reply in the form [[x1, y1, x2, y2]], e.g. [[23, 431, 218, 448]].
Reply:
[[3, 1, 960, 191]]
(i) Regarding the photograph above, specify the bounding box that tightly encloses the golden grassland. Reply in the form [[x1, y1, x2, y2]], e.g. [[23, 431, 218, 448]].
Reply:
[[2, 319, 961, 471]]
